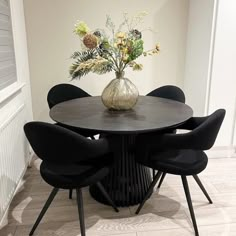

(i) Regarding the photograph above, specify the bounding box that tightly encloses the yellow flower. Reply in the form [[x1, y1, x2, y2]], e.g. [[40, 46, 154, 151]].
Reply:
[[122, 54, 129, 62], [155, 43, 160, 52], [116, 39, 126, 47], [129, 61, 143, 71], [133, 63, 143, 71], [122, 47, 128, 54], [116, 32, 126, 39], [74, 21, 90, 37]]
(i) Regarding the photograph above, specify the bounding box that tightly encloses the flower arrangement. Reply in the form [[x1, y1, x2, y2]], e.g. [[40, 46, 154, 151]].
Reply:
[[69, 12, 160, 79]]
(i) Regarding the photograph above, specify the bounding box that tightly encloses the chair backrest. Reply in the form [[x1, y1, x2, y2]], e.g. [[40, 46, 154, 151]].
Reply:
[[190, 109, 226, 150], [158, 109, 226, 151], [147, 85, 185, 103], [24, 122, 96, 164], [47, 84, 91, 109], [136, 109, 226, 161]]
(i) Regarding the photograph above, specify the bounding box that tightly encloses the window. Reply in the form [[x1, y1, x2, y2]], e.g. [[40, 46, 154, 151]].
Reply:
[[0, 0, 17, 91]]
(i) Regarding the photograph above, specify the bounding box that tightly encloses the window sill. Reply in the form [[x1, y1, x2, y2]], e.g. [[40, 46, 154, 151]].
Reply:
[[0, 82, 25, 105]]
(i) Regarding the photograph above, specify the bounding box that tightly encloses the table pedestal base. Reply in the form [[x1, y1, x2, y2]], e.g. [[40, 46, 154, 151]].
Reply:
[[90, 135, 152, 207]]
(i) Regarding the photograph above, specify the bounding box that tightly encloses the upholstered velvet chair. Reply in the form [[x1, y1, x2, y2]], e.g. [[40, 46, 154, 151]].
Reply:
[[47, 84, 99, 199], [147, 85, 186, 180], [135, 109, 225, 236], [24, 122, 118, 236], [146, 85, 185, 103], [47, 83, 97, 140], [47, 83, 91, 109]]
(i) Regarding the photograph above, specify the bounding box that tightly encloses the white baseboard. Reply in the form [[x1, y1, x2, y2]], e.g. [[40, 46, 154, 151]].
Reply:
[[206, 146, 236, 158]]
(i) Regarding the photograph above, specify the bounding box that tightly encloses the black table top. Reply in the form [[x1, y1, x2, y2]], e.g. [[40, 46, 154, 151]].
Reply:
[[50, 96, 193, 134]]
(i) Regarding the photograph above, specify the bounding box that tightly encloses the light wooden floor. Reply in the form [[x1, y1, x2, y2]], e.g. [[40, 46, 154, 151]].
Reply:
[[1, 157, 236, 236]]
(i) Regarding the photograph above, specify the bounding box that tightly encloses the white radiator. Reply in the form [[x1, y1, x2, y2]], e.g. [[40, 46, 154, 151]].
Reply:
[[0, 104, 29, 224]]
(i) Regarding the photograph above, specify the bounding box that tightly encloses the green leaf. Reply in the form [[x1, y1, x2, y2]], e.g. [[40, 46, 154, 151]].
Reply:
[[71, 49, 97, 60], [70, 50, 98, 79], [128, 39, 144, 61], [69, 49, 114, 79], [69, 63, 90, 79]]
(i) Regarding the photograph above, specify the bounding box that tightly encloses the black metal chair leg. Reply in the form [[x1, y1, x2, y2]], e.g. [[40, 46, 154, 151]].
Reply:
[[29, 188, 59, 236], [76, 189, 86, 236], [69, 189, 73, 199], [152, 168, 156, 180], [193, 175, 213, 204], [181, 176, 199, 236], [136, 171, 163, 215], [157, 172, 166, 189], [96, 182, 119, 212]]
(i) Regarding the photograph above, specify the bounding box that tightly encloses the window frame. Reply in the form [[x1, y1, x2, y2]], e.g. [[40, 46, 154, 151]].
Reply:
[[0, 0, 18, 92]]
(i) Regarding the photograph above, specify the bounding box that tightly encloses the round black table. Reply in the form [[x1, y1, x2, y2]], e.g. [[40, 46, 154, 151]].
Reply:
[[50, 96, 193, 206]]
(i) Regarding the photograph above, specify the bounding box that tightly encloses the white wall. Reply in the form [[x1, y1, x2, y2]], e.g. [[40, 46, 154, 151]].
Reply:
[[23, 0, 189, 121], [184, 0, 236, 157], [233, 99, 236, 148], [184, 0, 216, 116], [208, 0, 236, 148]]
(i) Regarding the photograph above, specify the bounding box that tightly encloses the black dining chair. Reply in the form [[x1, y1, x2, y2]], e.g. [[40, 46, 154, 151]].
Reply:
[[47, 84, 98, 199], [47, 83, 97, 139], [135, 109, 225, 236], [147, 85, 186, 180], [24, 122, 119, 236], [47, 83, 91, 109], [146, 85, 185, 103]]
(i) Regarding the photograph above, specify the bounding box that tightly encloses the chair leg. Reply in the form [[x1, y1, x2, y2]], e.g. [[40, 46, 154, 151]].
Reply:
[[193, 175, 213, 204], [152, 168, 156, 180], [69, 189, 73, 199], [96, 182, 119, 212], [29, 188, 59, 236], [181, 176, 199, 236], [136, 171, 163, 215], [90, 136, 95, 140], [76, 189, 86, 236], [157, 172, 166, 189]]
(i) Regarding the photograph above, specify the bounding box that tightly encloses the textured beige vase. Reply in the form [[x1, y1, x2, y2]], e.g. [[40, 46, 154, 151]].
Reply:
[[101, 72, 139, 110]]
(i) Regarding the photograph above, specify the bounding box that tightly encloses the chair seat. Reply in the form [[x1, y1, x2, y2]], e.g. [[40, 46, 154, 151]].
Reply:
[[40, 162, 109, 189], [142, 149, 208, 176]]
